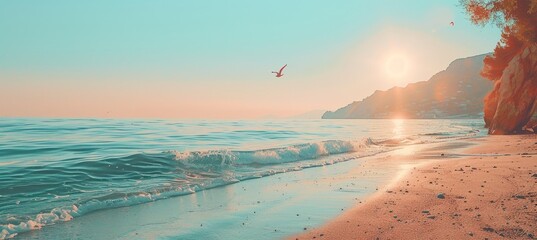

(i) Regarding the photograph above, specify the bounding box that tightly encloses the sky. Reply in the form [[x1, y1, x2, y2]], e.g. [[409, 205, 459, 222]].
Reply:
[[0, 0, 502, 119]]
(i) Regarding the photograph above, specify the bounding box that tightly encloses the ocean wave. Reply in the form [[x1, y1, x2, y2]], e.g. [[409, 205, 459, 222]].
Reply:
[[0, 139, 380, 239], [419, 129, 480, 137], [171, 139, 374, 166]]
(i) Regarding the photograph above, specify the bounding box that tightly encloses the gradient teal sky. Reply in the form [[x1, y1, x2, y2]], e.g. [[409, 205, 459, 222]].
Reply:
[[0, 0, 501, 119]]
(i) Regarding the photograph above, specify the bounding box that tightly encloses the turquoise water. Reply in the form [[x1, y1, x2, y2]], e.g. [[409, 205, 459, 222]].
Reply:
[[0, 118, 485, 239]]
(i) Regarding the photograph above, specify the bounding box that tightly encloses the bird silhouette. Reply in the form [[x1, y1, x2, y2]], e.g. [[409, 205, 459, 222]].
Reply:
[[272, 64, 287, 78]]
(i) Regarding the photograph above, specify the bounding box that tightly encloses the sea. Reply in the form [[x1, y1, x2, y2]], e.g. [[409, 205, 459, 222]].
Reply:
[[0, 118, 486, 239]]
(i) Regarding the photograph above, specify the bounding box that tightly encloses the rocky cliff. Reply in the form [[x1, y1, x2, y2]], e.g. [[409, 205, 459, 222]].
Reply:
[[323, 54, 493, 119], [484, 44, 537, 134]]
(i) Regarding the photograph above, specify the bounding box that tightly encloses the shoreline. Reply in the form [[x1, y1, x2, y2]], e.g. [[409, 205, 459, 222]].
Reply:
[[14, 135, 526, 240], [292, 135, 537, 239], [15, 137, 475, 240], [17, 144, 395, 240]]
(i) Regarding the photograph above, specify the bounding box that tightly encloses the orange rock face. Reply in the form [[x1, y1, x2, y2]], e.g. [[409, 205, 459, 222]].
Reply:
[[484, 44, 537, 134], [483, 81, 500, 128]]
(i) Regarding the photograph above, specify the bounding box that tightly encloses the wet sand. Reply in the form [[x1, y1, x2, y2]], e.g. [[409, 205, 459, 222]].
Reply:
[[292, 135, 537, 239]]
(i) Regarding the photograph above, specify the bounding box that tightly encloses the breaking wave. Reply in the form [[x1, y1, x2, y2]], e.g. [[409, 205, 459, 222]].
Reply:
[[0, 139, 381, 239]]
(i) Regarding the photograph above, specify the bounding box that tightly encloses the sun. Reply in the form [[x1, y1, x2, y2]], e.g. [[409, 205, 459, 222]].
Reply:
[[385, 54, 409, 79]]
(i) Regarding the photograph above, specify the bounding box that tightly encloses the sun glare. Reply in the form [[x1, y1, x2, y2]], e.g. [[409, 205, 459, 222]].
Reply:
[[384, 54, 409, 79], [392, 118, 404, 138]]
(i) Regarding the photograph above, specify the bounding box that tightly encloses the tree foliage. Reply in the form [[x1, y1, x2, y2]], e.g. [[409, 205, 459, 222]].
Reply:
[[461, 0, 537, 80]]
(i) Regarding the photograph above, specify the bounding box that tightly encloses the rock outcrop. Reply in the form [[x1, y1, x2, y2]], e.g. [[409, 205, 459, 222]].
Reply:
[[323, 54, 493, 119], [485, 44, 537, 134]]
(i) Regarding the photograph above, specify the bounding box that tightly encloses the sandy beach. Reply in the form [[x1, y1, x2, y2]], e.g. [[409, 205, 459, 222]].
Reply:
[[293, 135, 537, 240]]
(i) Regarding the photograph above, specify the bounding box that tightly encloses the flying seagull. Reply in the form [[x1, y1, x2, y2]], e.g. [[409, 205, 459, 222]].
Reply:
[[272, 64, 287, 78]]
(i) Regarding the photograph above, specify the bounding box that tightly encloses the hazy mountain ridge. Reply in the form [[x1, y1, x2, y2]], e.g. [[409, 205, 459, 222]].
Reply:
[[323, 54, 493, 119]]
